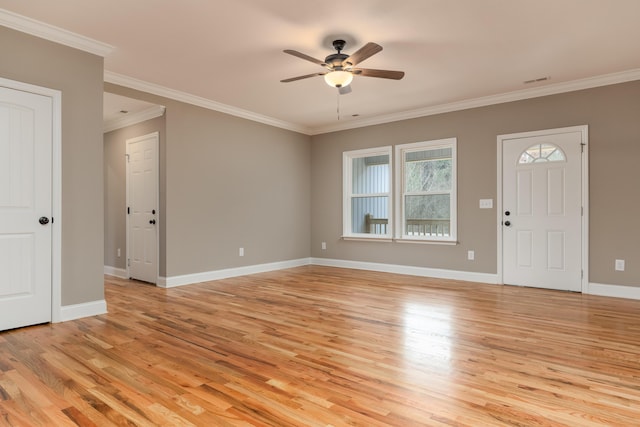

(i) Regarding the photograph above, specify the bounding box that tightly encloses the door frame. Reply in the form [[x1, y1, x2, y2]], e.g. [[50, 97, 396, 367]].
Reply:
[[0, 77, 62, 322], [496, 125, 589, 291], [125, 132, 159, 283]]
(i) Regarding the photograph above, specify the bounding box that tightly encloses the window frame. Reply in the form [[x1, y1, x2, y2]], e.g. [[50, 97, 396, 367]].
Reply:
[[342, 146, 393, 240], [395, 138, 457, 243]]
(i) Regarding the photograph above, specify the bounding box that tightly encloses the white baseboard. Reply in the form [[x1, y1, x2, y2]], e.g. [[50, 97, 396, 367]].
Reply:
[[158, 258, 312, 288], [59, 299, 107, 322], [104, 265, 128, 279], [310, 257, 500, 284], [157, 257, 499, 288], [106, 260, 640, 303], [107, 258, 640, 301], [585, 282, 640, 300]]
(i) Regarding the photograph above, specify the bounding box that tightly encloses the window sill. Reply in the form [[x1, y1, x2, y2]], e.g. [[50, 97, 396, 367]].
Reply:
[[394, 238, 458, 245], [342, 236, 393, 243], [341, 236, 458, 245]]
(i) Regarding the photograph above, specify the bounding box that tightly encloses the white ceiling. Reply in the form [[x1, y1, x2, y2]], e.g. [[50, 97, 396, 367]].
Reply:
[[2, 1, 640, 134]]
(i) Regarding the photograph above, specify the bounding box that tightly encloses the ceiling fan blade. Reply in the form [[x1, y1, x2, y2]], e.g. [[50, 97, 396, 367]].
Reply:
[[280, 72, 327, 83], [283, 49, 327, 66], [352, 68, 405, 80], [342, 42, 382, 67], [338, 85, 352, 95]]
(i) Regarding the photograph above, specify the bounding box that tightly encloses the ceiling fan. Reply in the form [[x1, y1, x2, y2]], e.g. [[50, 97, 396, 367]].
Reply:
[[281, 39, 405, 94]]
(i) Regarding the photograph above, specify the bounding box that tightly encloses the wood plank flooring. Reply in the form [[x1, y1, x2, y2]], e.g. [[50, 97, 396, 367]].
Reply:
[[2, 266, 640, 426]]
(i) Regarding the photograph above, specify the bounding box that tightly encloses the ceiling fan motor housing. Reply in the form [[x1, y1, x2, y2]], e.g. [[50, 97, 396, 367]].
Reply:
[[325, 53, 349, 70], [326, 40, 350, 70]]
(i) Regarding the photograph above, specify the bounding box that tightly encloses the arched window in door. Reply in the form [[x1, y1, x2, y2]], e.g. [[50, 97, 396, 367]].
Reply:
[[518, 143, 566, 164]]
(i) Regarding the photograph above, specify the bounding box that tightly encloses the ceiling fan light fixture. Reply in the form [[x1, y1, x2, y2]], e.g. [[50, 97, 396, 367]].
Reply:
[[324, 70, 353, 88]]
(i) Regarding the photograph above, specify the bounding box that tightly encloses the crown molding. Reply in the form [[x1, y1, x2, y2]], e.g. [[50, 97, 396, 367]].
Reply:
[[104, 71, 311, 135], [311, 68, 640, 135], [103, 105, 166, 133], [0, 8, 113, 57], [106, 66, 640, 137]]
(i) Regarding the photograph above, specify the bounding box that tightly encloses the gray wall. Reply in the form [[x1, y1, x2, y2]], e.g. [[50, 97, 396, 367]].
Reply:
[[104, 83, 311, 279], [104, 116, 166, 274], [311, 81, 640, 287], [1, 27, 105, 305]]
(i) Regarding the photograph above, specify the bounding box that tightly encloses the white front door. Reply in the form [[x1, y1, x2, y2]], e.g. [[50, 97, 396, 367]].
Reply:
[[0, 86, 52, 330], [501, 127, 585, 291], [127, 132, 158, 284]]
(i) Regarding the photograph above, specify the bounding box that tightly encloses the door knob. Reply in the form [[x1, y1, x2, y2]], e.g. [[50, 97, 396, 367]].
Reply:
[[149, 219, 156, 225], [39, 216, 50, 225], [504, 220, 511, 227]]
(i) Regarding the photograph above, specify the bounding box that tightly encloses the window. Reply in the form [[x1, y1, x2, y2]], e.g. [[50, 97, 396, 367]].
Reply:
[[343, 146, 392, 238], [395, 138, 457, 242], [518, 143, 566, 164]]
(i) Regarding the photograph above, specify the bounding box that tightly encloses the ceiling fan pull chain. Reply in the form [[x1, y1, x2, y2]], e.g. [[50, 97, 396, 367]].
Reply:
[[337, 93, 340, 120]]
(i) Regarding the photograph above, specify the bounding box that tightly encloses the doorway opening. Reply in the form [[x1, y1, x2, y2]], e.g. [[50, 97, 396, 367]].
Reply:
[[103, 92, 164, 284]]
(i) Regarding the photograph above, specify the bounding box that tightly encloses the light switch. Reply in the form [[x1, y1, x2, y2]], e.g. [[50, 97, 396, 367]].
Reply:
[[479, 199, 493, 209]]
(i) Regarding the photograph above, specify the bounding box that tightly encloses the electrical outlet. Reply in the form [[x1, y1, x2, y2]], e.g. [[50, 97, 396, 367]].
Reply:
[[239, 247, 244, 257], [321, 242, 327, 250], [468, 250, 475, 261], [615, 259, 625, 271]]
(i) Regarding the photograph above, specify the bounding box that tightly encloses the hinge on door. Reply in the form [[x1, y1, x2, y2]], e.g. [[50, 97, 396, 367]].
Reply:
[[581, 206, 584, 216], [127, 258, 130, 267], [127, 206, 130, 214], [581, 269, 584, 279], [580, 142, 585, 153], [125, 153, 130, 162]]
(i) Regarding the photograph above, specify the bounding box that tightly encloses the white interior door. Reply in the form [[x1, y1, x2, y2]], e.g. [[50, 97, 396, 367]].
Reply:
[[0, 86, 52, 330], [501, 129, 584, 291], [127, 132, 158, 284]]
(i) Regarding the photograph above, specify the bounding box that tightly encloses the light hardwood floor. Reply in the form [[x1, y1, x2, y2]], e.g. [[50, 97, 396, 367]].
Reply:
[[2, 266, 640, 426]]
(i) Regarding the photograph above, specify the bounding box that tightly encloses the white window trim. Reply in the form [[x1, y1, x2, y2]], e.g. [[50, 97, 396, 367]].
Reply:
[[395, 138, 457, 243], [342, 146, 393, 239]]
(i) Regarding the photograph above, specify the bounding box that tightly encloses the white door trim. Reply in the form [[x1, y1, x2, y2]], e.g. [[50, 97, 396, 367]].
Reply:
[[496, 125, 589, 291], [126, 131, 160, 283], [0, 77, 62, 322]]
